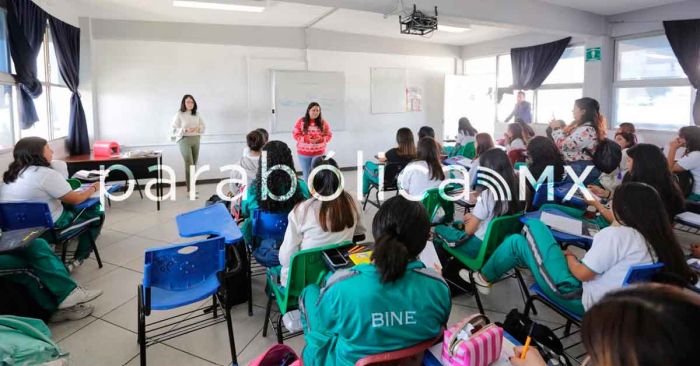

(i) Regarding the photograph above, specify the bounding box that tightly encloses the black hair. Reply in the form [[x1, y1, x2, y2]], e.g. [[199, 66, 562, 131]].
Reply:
[[612, 183, 697, 286], [614, 131, 637, 149], [179, 94, 197, 115], [624, 144, 685, 219], [679, 126, 700, 155], [371, 195, 430, 283], [418, 126, 435, 140], [527, 136, 565, 182], [246, 130, 264, 152], [303, 102, 323, 134], [416, 137, 445, 181], [582, 284, 700, 366], [477, 148, 523, 215], [254, 140, 306, 212], [255, 128, 269, 144], [458, 117, 477, 137], [307, 157, 357, 232], [574, 97, 605, 141], [3, 137, 50, 184]]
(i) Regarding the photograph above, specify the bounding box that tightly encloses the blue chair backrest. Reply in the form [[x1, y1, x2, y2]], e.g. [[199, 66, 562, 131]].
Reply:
[[0, 202, 54, 231], [252, 209, 288, 241], [532, 181, 564, 210], [142, 236, 226, 292], [622, 263, 664, 286]]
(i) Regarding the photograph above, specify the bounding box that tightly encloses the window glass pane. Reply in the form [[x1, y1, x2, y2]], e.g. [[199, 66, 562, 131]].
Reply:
[[48, 30, 66, 86], [497, 54, 512, 87], [19, 92, 49, 139], [616, 86, 691, 129], [617, 35, 686, 81], [464, 56, 496, 76], [445, 74, 496, 138], [0, 85, 13, 149], [0, 10, 10, 74], [497, 90, 534, 122], [536, 89, 582, 124], [37, 41, 46, 82], [50, 86, 71, 139], [542, 46, 584, 85]]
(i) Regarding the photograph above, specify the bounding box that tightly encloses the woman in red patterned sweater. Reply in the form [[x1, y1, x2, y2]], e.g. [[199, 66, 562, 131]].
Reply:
[[293, 102, 333, 181]]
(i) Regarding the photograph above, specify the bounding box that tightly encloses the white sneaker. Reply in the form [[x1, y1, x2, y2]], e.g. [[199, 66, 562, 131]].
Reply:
[[459, 269, 492, 295], [58, 287, 103, 309], [50, 304, 94, 322]]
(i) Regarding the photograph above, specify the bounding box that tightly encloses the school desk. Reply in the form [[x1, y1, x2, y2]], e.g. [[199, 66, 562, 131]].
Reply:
[[63, 153, 164, 210], [423, 329, 520, 365], [73, 183, 125, 211], [175, 203, 242, 245], [522, 208, 593, 250], [0, 227, 47, 254]]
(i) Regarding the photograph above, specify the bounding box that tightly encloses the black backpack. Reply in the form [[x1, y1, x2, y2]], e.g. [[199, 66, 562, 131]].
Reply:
[[588, 138, 622, 174], [499, 308, 572, 366]]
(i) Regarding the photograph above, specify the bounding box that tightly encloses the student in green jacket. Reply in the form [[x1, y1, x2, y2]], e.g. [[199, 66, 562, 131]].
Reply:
[[299, 195, 451, 366], [238, 140, 309, 245]]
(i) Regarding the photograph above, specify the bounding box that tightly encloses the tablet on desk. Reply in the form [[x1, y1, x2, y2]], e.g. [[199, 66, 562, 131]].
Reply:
[[0, 227, 46, 253]]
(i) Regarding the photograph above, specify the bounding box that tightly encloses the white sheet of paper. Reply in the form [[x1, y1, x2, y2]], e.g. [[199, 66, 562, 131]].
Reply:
[[419, 242, 441, 271], [540, 211, 583, 236], [676, 211, 700, 228]]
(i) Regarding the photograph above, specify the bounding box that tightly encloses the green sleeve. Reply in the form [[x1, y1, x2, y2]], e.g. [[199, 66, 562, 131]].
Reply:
[[240, 184, 258, 218]]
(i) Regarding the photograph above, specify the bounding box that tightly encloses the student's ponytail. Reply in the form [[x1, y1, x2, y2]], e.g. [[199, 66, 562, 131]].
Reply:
[[372, 233, 410, 283]]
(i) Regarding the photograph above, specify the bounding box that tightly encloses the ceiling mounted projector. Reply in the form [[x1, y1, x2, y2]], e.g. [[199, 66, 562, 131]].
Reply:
[[399, 4, 438, 36]]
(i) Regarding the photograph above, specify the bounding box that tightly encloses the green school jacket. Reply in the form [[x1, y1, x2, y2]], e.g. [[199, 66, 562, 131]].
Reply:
[[300, 261, 451, 366]]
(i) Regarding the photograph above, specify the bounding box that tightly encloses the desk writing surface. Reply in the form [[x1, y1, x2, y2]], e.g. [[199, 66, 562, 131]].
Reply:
[[176, 203, 242, 245], [63, 153, 162, 163], [0, 227, 47, 253]]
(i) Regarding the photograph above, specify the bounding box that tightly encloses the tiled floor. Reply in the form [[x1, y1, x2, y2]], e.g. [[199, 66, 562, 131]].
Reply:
[[50, 172, 575, 365]]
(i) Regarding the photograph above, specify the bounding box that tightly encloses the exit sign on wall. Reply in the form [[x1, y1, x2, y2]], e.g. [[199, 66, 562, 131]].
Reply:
[[586, 47, 601, 62]]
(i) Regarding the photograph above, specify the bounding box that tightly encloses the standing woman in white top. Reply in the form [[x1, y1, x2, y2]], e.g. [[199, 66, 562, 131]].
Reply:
[[171, 94, 205, 194], [398, 137, 446, 199], [277, 157, 366, 285]]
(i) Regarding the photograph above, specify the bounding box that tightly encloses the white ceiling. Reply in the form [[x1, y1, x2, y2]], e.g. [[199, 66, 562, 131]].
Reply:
[[538, 0, 688, 15], [312, 9, 525, 46]]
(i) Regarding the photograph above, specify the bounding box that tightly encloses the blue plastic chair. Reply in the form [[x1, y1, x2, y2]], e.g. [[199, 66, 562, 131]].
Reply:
[[137, 236, 238, 366], [0, 202, 103, 268], [623, 263, 664, 286], [251, 209, 288, 243]]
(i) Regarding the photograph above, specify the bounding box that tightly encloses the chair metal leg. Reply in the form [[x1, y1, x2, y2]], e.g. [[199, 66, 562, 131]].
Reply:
[[90, 236, 103, 268], [276, 313, 284, 344], [514, 270, 536, 315], [262, 295, 273, 337], [61, 240, 68, 265], [564, 320, 572, 337], [247, 252, 253, 317], [362, 185, 374, 211], [469, 271, 485, 314], [137, 285, 147, 366], [222, 294, 238, 366], [523, 295, 536, 317], [212, 294, 218, 318]]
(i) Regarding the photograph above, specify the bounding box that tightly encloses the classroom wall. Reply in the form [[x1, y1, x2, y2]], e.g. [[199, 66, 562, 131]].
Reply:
[[609, 0, 700, 38], [88, 19, 455, 181], [0, 138, 69, 173]]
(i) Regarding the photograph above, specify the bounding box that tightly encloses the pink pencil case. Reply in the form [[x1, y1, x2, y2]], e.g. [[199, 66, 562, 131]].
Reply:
[[442, 314, 504, 366]]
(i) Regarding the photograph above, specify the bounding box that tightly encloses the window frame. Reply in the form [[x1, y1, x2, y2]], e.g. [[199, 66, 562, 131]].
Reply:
[[612, 32, 693, 131]]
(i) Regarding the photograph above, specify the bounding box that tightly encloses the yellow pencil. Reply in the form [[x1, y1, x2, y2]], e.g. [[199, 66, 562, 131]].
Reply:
[[520, 323, 534, 360]]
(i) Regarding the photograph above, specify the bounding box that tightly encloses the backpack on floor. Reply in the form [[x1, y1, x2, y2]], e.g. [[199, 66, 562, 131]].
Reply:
[[0, 316, 68, 366], [249, 344, 300, 366], [500, 309, 571, 366]]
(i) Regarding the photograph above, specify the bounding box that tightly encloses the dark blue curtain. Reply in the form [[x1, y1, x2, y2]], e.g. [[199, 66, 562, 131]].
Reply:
[[664, 19, 700, 126], [49, 18, 89, 155], [510, 37, 571, 90], [6, 0, 47, 129]]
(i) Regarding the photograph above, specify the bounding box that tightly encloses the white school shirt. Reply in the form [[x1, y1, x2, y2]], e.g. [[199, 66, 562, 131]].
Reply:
[[506, 138, 526, 153], [0, 166, 72, 221], [278, 198, 366, 285], [456, 132, 475, 146], [470, 189, 508, 241], [171, 111, 205, 140], [580, 226, 655, 310], [229, 150, 260, 195], [398, 161, 444, 198], [677, 151, 700, 195]]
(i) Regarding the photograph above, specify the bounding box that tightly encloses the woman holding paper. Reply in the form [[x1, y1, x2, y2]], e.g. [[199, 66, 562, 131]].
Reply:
[[292, 102, 332, 182], [171, 94, 205, 194]]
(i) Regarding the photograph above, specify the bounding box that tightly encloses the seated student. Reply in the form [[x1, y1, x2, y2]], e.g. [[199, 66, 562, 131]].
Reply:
[[515, 118, 535, 142], [255, 127, 269, 143], [0, 137, 104, 266], [545, 119, 565, 141], [588, 144, 685, 224], [362, 127, 415, 196], [512, 284, 700, 366], [593, 131, 635, 195], [229, 130, 264, 196], [418, 126, 435, 140], [616, 122, 641, 142], [398, 137, 445, 198], [467, 182, 696, 316], [0, 238, 102, 322], [239, 140, 310, 246], [467, 132, 495, 174], [523, 136, 565, 210], [278, 157, 366, 285], [300, 196, 451, 366], [668, 126, 700, 201], [454, 117, 478, 150], [504, 122, 528, 153], [454, 148, 522, 259]]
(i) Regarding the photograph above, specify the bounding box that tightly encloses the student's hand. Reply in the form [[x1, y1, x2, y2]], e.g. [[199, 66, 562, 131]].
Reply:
[[564, 249, 578, 260], [510, 347, 546, 366], [432, 263, 443, 276], [463, 213, 474, 224], [548, 120, 560, 129], [587, 185, 608, 198], [669, 138, 684, 150], [691, 243, 700, 259]]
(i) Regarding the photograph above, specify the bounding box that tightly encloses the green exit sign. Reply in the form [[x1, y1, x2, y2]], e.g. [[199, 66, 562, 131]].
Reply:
[[586, 47, 601, 62]]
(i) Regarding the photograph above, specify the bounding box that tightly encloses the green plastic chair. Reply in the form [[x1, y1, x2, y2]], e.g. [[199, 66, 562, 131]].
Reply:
[[434, 213, 529, 314], [421, 188, 455, 225], [66, 179, 81, 190], [459, 141, 476, 159], [263, 241, 353, 343]]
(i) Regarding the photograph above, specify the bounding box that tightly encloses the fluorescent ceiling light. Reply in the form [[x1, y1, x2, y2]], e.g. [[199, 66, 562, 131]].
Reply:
[[173, 0, 265, 12], [438, 24, 471, 33]]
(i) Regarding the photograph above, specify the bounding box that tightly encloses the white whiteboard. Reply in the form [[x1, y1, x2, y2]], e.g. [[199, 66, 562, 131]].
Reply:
[[272, 70, 345, 133], [371, 67, 407, 114]]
